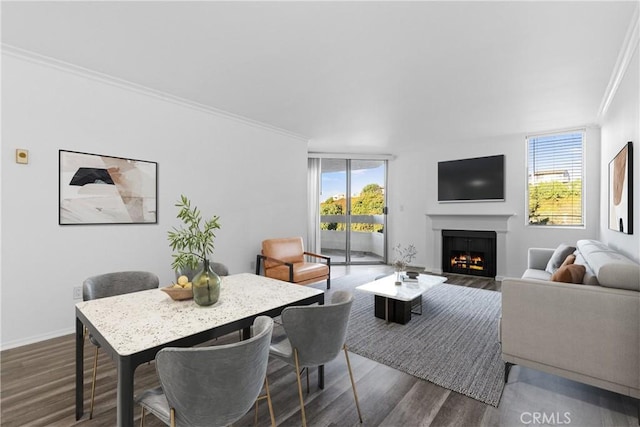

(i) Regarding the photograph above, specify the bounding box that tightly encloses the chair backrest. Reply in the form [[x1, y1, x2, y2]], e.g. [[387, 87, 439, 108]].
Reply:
[[281, 291, 353, 367], [155, 316, 274, 426], [262, 237, 305, 269], [82, 271, 159, 301], [175, 261, 229, 280]]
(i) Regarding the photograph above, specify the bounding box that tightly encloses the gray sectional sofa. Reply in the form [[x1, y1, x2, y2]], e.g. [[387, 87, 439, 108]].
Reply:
[[501, 239, 639, 400]]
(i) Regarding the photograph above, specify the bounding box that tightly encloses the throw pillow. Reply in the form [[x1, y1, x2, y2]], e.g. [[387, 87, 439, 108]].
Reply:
[[560, 254, 576, 268], [545, 244, 576, 274], [551, 264, 586, 284]]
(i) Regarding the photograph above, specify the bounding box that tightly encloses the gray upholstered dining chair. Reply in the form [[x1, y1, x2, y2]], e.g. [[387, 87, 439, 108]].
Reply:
[[175, 261, 229, 280], [136, 316, 275, 427], [82, 271, 160, 419], [269, 290, 362, 427]]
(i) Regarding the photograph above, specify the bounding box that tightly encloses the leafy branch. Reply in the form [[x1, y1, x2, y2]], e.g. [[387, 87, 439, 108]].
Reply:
[[167, 195, 221, 271]]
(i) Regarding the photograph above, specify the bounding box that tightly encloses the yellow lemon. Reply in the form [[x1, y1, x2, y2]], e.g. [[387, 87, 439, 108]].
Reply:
[[184, 282, 193, 289], [177, 275, 188, 285]]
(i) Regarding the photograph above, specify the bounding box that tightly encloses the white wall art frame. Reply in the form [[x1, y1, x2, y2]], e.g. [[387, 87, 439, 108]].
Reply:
[[59, 150, 158, 225]]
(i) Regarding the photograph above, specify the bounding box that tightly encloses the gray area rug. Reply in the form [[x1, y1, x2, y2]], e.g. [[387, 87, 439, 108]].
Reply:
[[344, 278, 505, 407]]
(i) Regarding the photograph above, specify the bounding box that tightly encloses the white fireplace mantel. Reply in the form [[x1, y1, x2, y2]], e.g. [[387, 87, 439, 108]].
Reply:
[[425, 213, 516, 280], [426, 213, 516, 232]]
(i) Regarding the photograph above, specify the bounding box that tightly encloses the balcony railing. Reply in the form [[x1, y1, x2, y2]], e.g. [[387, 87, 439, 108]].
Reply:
[[320, 214, 385, 225], [320, 214, 385, 263]]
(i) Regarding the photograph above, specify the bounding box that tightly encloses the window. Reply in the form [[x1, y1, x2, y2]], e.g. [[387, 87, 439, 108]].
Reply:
[[527, 131, 584, 226]]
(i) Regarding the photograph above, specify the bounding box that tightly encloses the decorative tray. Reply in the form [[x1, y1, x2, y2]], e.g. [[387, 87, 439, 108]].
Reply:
[[161, 286, 193, 301]]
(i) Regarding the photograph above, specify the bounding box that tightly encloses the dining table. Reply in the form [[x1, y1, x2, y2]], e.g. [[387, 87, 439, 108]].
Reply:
[[75, 272, 325, 427]]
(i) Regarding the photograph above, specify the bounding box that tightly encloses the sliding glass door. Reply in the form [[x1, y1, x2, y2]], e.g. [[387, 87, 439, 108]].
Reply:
[[319, 159, 387, 264]]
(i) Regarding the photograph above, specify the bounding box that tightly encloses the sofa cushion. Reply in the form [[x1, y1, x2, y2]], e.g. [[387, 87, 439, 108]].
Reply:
[[266, 262, 329, 284], [551, 264, 586, 284], [545, 244, 577, 274], [528, 248, 557, 270], [576, 239, 616, 257], [577, 240, 640, 291], [522, 268, 552, 281]]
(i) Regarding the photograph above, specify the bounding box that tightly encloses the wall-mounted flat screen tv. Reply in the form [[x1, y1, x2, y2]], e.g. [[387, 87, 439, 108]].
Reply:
[[438, 154, 505, 202]]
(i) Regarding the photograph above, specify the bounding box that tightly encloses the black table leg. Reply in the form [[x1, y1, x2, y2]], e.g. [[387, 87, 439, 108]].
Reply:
[[75, 317, 84, 420], [319, 294, 325, 389], [386, 297, 390, 323], [241, 326, 251, 341], [117, 356, 135, 427]]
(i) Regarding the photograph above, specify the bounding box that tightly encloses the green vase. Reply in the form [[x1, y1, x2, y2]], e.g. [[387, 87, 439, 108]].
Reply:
[[192, 259, 221, 306]]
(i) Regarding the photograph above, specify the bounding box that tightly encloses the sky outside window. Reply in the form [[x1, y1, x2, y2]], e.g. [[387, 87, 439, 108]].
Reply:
[[320, 164, 385, 201]]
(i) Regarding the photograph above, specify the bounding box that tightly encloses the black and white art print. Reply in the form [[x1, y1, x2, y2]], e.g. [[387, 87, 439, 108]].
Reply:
[[608, 142, 633, 234], [59, 150, 158, 225]]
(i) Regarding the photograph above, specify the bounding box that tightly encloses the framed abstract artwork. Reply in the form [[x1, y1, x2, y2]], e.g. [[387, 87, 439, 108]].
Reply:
[[608, 141, 633, 234], [59, 150, 158, 225]]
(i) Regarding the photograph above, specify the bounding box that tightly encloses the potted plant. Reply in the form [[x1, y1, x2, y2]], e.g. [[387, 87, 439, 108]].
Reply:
[[168, 195, 222, 306]]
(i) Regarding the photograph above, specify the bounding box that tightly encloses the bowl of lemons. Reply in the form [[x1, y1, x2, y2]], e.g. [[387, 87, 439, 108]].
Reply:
[[161, 275, 194, 300]]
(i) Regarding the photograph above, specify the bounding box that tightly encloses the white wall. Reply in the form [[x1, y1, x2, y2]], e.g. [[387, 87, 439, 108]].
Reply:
[[1, 53, 308, 349], [600, 44, 640, 261], [387, 127, 602, 278]]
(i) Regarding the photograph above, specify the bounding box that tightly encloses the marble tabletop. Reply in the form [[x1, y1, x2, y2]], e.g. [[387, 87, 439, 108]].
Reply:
[[355, 273, 447, 301], [76, 273, 324, 356]]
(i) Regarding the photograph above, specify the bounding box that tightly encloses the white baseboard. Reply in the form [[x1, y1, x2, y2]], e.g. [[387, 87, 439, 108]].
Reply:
[[1, 328, 74, 351]]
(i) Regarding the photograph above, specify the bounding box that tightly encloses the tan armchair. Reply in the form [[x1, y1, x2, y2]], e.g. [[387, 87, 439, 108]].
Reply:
[[256, 237, 331, 289]]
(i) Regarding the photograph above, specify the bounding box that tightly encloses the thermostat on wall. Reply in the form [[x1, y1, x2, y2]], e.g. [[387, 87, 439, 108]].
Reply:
[[16, 149, 28, 164]]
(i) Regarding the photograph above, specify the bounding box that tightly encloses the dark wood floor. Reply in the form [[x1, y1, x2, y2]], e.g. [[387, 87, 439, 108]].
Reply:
[[1, 266, 635, 426]]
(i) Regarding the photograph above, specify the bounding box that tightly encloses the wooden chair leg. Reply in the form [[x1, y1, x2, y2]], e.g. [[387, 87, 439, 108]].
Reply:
[[170, 408, 176, 427], [293, 349, 307, 427], [89, 345, 99, 419], [344, 345, 363, 423], [264, 377, 276, 427], [254, 399, 259, 426], [140, 407, 145, 427], [254, 377, 276, 427]]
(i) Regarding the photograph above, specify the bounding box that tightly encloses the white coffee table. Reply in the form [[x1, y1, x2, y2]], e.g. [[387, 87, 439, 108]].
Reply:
[[356, 274, 447, 324]]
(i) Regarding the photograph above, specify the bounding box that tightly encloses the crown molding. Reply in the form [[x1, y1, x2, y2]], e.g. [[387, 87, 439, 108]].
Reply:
[[597, 5, 639, 121], [308, 152, 395, 160], [1, 44, 310, 142]]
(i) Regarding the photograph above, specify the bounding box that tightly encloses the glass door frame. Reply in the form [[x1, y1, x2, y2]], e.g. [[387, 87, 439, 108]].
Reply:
[[318, 158, 388, 265]]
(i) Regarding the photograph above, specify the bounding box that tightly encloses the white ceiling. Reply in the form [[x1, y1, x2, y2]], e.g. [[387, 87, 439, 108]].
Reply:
[[1, 1, 637, 154]]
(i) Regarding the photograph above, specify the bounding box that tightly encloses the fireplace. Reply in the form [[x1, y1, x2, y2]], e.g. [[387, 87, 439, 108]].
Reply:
[[442, 230, 496, 277]]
